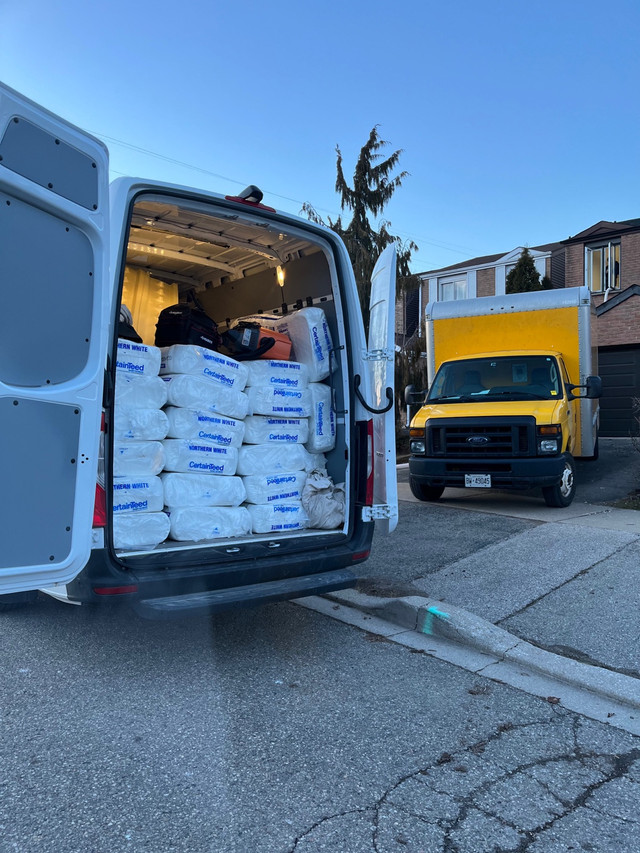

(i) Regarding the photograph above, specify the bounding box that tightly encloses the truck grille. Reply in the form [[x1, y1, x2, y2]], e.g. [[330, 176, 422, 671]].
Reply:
[[427, 417, 536, 458]]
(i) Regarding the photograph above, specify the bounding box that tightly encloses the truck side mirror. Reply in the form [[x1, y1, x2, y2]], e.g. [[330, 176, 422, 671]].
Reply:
[[585, 375, 602, 399], [405, 384, 426, 405], [566, 375, 602, 400]]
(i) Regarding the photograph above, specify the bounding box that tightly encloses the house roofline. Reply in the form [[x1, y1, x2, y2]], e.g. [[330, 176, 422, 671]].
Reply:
[[418, 243, 561, 278], [596, 284, 640, 315]]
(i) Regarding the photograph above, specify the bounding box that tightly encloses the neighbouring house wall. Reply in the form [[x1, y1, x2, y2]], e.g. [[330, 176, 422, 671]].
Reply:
[[476, 268, 495, 297], [621, 233, 640, 284], [565, 243, 584, 287], [597, 296, 640, 346]]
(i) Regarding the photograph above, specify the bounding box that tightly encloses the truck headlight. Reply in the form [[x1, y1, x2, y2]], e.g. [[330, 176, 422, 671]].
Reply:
[[537, 425, 561, 454], [410, 440, 426, 454]]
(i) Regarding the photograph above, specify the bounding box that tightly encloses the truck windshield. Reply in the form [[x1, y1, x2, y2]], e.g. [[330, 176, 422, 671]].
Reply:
[[427, 355, 562, 403]]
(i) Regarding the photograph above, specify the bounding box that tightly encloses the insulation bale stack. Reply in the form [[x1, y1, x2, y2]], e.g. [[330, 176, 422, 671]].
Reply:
[[158, 344, 251, 542], [112, 339, 170, 550]]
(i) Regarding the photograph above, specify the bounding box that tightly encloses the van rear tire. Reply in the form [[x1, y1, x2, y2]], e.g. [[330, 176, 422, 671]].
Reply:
[[542, 455, 576, 507], [410, 478, 445, 502]]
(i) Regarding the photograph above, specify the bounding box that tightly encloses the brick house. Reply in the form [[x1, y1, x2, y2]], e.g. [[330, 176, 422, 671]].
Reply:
[[397, 218, 640, 436]]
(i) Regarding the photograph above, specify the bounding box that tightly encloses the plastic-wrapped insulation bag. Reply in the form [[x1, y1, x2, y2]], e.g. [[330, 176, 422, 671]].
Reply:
[[116, 339, 162, 377], [164, 407, 245, 447], [113, 441, 165, 477], [243, 416, 309, 445], [276, 307, 335, 381], [162, 439, 238, 476], [305, 383, 336, 453], [115, 373, 168, 410], [246, 502, 309, 534], [113, 408, 169, 442], [159, 344, 248, 391], [245, 359, 309, 390], [242, 471, 307, 504], [245, 386, 312, 418], [237, 444, 319, 476], [112, 476, 164, 514], [168, 506, 252, 541], [113, 512, 170, 550], [162, 472, 246, 508], [162, 374, 249, 421]]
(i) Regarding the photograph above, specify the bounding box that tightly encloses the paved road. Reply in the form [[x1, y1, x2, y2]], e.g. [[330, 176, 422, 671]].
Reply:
[[2, 597, 640, 852]]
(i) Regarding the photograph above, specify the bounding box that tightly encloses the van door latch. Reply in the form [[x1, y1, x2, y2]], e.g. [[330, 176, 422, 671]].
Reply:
[[362, 505, 396, 521]]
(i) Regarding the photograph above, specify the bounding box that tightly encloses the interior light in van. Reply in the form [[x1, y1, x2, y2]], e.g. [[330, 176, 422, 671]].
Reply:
[[277, 265, 285, 287]]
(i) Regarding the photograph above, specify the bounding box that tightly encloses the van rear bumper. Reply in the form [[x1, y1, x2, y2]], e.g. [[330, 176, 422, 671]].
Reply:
[[67, 523, 373, 615], [409, 454, 566, 490]]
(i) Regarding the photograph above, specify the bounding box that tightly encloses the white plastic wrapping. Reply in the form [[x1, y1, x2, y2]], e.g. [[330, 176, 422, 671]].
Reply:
[[243, 416, 310, 445], [162, 374, 249, 420], [245, 386, 312, 417], [116, 339, 162, 377], [230, 313, 281, 330], [237, 444, 319, 476], [162, 438, 238, 475], [301, 470, 346, 529], [164, 407, 245, 447], [113, 408, 169, 442], [115, 373, 168, 410], [168, 506, 252, 541], [113, 441, 165, 477], [305, 382, 336, 453], [159, 344, 248, 391], [245, 359, 309, 390], [242, 471, 307, 505], [113, 512, 170, 550], [276, 307, 334, 382], [112, 476, 164, 514], [247, 502, 309, 534], [162, 472, 246, 508]]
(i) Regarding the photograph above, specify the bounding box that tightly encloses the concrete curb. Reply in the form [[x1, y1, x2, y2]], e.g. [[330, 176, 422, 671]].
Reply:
[[325, 588, 640, 712]]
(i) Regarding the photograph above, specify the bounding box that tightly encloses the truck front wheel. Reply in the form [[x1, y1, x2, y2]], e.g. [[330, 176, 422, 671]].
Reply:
[[409, 478, 445, 502], [542, 455, 576, 508]]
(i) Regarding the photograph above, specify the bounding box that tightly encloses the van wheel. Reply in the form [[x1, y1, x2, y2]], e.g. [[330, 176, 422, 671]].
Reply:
[[0, 591, 38, 611], [410, 478, 445, 502], [542, 455, 576, 507]]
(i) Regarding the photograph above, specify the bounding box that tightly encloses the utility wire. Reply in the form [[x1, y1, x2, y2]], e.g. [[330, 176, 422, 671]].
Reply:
[[90, 129, 472, 259]]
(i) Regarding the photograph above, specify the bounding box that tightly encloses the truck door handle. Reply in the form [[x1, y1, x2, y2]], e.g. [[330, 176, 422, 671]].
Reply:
[[354, 374, 394, 414]]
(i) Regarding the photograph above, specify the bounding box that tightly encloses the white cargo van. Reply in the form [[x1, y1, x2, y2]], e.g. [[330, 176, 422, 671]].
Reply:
[[0, 83, 397, 618]]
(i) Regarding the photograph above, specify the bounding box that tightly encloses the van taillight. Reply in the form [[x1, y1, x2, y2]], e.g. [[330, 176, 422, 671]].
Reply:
[[93, 484, 106, 528], [365, 419, 374, 506], [93, 585, 138, 596]]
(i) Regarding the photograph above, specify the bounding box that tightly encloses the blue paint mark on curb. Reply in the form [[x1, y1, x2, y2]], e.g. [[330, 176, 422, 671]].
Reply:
[[422, 606, 450, 636]]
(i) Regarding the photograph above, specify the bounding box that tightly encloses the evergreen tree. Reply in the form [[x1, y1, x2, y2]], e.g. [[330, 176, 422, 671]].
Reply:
[[303, 127, 419, 330], [505, 247, 542, 293]]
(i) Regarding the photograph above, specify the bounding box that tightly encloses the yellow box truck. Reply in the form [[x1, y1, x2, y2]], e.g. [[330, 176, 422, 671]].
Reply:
[[406, 287, 602, 507]]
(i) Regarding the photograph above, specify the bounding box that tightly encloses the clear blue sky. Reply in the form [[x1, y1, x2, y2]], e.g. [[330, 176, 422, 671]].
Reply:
[[1, 0, 639, 273]]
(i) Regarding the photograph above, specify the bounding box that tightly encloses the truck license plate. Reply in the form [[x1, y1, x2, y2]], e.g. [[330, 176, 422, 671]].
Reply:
[[465, 474, 491, 488]]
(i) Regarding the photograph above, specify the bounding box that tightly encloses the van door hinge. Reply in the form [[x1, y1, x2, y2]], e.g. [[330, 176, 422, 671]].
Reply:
[[363, 348, 395, 362], [362, 504, 396, 521]]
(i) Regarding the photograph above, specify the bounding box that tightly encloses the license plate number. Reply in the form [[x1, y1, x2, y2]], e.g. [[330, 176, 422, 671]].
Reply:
[[465, 474, 491, 488]]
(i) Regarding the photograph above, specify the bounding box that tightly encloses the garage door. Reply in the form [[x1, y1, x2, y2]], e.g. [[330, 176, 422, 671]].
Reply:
[[598, 346, 640, 437]]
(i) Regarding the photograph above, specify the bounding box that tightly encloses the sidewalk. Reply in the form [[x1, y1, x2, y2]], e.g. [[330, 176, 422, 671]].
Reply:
[[324, 446, 640, 722]]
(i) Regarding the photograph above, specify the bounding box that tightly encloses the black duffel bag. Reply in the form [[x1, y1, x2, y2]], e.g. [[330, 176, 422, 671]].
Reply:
[[155, 303, 222, 351]]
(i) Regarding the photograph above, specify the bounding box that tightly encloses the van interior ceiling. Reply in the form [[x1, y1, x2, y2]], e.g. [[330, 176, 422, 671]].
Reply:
[[112, 193, 349, 557]]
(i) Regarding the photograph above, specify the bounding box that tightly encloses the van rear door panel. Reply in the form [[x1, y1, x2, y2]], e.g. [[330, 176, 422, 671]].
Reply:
[[0, 83, 110, 593]]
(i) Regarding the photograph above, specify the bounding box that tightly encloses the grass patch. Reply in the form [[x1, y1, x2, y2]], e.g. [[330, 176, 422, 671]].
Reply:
[[611, 493, 640, 511]]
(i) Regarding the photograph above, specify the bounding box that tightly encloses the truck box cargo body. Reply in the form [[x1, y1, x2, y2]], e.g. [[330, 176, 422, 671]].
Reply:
[[407, 287, 601, 508], [0, 83, 398, 617]]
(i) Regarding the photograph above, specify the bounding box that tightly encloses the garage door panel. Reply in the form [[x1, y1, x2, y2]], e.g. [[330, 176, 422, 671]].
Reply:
[[598, 347, 640, 437]]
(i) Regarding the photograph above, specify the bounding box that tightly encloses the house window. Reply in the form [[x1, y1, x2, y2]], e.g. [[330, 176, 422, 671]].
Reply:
[[585, 242, 620, 292], [439, 276, 467, 301]]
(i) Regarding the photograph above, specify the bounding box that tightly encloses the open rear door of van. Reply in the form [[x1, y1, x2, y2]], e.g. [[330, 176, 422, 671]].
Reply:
[[361, 243, 398, 534], [0, 83, 110, 594]]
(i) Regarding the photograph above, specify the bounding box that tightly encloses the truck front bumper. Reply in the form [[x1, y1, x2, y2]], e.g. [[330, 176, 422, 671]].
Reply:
[[409, 454, 566, 490]]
